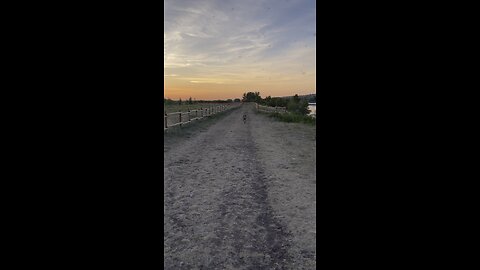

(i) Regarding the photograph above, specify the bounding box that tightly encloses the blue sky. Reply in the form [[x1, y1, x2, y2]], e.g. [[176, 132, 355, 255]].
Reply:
[[164, 0, 316, 100]]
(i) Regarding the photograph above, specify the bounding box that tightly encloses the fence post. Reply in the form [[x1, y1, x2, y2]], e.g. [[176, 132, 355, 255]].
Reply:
[[165, 112, 168, 129], [188, 109, 190, 122], [179, 111, 182, 126]]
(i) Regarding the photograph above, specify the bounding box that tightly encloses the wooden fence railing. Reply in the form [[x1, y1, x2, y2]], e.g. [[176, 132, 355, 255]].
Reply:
[[164, 104, 237, 131], [255, 103, 287, 113]]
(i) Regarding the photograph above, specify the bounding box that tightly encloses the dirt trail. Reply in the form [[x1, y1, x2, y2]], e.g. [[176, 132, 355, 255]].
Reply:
[[164, 103, 316, 269]]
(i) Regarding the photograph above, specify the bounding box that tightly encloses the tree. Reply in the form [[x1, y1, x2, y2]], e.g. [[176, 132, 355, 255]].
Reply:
[[286, 98, 298, 113], [188, 97, 193, 104], [164, 98, 175, 105], [178, 98, 182, 105], [286, 94, 310, 115], [254, 92, 262, 103], [272, 97, 286, 107], [242, 91, 261, 102], [293, 94, 300, 103], [264, 96, 272, 106], [298, 100, 310, 115]]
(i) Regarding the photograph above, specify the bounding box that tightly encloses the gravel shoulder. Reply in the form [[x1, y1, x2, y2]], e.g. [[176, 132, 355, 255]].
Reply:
[[164, 103, 316, 269]]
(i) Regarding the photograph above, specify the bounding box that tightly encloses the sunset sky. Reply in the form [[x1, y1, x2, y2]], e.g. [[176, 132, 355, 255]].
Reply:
[[164, 0, 316, 100]]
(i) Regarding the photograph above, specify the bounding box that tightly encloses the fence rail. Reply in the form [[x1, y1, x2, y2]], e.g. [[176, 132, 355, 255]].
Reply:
[[255, 103, 287, 113], [164, 104, 238, 131]]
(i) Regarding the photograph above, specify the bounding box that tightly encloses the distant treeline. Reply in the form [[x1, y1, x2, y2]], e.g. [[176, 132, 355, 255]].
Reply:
[[242, 91, 316, 116], [163, 91, 316, 116], [164, 97, 241, 105]]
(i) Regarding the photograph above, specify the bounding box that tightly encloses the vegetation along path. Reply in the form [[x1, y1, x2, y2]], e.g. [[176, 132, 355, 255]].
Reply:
[[164, 103, 316, 270]]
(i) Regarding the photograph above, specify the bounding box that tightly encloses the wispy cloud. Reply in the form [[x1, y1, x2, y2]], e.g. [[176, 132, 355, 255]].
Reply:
[[164, 0, 316, 99]]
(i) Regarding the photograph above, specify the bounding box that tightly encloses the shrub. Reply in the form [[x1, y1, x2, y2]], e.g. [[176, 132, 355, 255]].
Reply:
[[268, 112, 316, 125]]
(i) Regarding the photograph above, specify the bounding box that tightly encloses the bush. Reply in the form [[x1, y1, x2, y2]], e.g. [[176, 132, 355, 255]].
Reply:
[[268, 112, 316, 125], [281, 94, 309, 115]]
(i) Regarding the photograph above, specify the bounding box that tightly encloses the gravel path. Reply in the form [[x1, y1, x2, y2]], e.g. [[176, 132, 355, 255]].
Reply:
[[164, 103, 316, 269]]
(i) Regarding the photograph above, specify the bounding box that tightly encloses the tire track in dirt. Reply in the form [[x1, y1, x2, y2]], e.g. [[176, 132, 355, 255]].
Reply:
[[250, 109, 316, 269], [164, 104, 293, 269], [210, 123, 291, 270]]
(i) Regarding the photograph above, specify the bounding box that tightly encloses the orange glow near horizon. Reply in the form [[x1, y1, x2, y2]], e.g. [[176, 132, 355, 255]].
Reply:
[[164, 75, 316, 100]]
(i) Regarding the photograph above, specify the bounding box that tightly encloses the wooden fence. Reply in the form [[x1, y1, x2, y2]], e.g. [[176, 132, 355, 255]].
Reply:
[[256, 103, 287, 113], [164, 104, 237, 131]]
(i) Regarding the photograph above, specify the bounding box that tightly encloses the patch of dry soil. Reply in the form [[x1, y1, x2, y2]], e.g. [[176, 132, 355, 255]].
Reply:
[[164, 103, 316, 269]]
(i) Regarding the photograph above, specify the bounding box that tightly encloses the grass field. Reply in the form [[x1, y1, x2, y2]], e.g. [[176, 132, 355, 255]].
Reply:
[[164, 103, 234, 113]]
